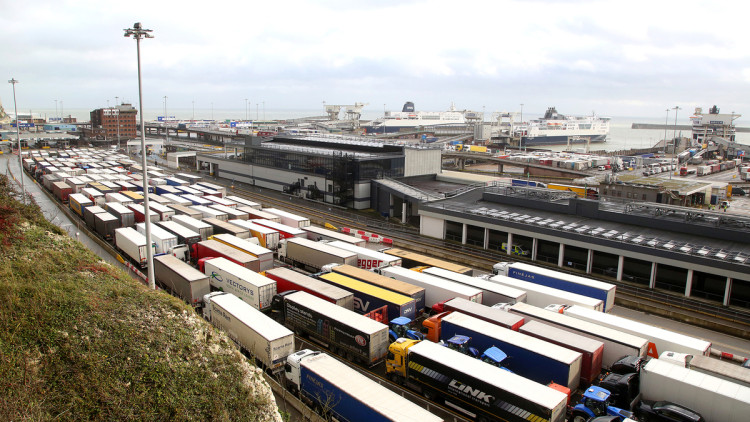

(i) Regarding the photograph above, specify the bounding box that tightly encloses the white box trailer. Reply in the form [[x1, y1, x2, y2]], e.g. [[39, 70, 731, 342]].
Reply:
[[190, 205, 228, 221], [204, 292, 294, 372], [204, 195, 236, 208], [105, 192, 134, 206], [261, 207, 310, 228], [378, 265, 483, 307], [558, 305, 711, 358], [640, 358, 750, 422], [660, 351, 750, 388], [505, 302, 648, 368], [225, 195, 261, 210], [302, 225, 366, 247], [161, 193, 192, 206], [494, 262, 616, 312], [203, 257, 276, 311], [266, 267, 354, 310], [229, 219, 280, 250], [279, 238, 358, 271], [203, 217, 251, 239], [136, 222, 178, 255], [147, 202, 175, 221], [423, 267, 527, 306], [105, 202, 135, 228], [210, 233, 274, 272], [167, 203, 204, 220], [441, 312, 583, 390], [195, 181, 226, 197], [209, 204, 248, 220], [153, 254, 210, 307], [114, 227, 155, 268], [489, 274, 604, 312], [171, 214, 213, 240], [240, 207, 281, 222], [325, 240, 401, 270]]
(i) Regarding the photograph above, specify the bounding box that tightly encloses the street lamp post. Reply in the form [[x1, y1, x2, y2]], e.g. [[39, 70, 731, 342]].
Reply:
[[163, 95, 169, 146], [245, 98, 248, 121], [8, 78, 25, 205], [115, 96, 121, 151], [54, 99, 58, 120], [124, 22, 156, 289]]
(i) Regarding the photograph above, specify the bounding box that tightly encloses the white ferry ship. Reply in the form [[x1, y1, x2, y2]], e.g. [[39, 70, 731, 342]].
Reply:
[[515, 107, 610, 147], [361, 102, 471, 134]]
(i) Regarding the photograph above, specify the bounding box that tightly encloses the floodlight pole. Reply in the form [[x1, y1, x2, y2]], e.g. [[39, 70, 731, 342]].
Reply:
[[124, 22, 155, 289], [9, 78, 25, 204], [116, 96, 121, 151]]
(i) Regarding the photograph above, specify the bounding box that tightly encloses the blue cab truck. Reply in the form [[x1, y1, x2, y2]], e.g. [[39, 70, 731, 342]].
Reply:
[[494, 261, 616, 312], [285, 350, 444, 422], [439, 311, 583, 390]]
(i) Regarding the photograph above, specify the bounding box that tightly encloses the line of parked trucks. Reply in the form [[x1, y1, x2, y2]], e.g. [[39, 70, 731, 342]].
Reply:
[[25, 149, 749, 422]]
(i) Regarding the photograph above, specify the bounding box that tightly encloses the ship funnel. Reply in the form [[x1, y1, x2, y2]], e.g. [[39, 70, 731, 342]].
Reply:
[[402, 101, 415, 112]]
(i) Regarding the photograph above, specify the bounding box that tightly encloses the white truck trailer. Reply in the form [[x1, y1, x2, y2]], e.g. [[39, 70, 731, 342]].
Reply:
[[278, 238, 358, 272], [136, 222, 179, 256], [489, 274, 604, 312], [203, 257, 276, 311], [114, 227, 155, 268], [228, 219, 280, 250], [324, 240, 401, 270], [261, 207, 310, 228], [378, 265, 483, 308], [210, 233, 274, 272], [659, 351, 750, 388], [422, 266, 527, 306], [171, 214, 213, 240], [555, 305, 711, 358], [640, 358, 750, 422], [204, 292, 294, 373], [504, 302, 648, 368]]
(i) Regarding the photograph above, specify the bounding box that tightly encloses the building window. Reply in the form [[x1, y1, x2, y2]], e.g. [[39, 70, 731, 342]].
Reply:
[[642, 194, 647, 200]]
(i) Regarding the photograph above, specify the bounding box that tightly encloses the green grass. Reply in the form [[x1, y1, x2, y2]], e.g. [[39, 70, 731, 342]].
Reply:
[[0, 175, 281, 421]]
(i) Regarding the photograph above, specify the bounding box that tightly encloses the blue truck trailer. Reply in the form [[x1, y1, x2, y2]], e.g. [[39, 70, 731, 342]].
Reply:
[[439, 311, 583, 390], [494, 261, 616, 312], [317, 272, 417, 321], [286, 350, 443, 422]]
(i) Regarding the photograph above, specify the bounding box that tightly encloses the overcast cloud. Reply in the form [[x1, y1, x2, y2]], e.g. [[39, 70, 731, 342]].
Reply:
[[2, 0, 749, 120]]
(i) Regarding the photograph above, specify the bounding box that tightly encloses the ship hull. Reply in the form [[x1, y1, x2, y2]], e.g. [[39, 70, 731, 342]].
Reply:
[[521, 134, 607, 146]]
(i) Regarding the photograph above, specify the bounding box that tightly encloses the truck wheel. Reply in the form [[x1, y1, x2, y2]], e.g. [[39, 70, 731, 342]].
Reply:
[[571, 411, 589, 422], [423, 389, 435, 401]]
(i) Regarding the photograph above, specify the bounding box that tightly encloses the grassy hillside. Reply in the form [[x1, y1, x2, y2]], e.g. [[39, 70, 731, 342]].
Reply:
[[0, 174, 283, 421]]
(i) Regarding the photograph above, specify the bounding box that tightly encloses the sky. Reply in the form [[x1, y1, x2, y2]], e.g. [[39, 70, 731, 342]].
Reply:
[[2, 0, 749, 122]]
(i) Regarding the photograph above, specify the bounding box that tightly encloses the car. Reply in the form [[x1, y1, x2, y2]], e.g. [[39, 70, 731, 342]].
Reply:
[[603, 267, 636, 282], [635, 400, 705, 422]]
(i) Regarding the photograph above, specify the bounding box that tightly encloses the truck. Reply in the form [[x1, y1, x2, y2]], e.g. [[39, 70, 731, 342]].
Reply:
[[114, 227, 155, 268], [285, 350, 443, 422], [554, 305, 711, 358], [382, 248, 473, 275], [104, 192, 134, 206], [239, 208, 281, 222], [659, 350, 750, 388], [265, 267, 354, 310], [436, 312, 582, 390], [489, 274, 604, 312], [166, 203, 204, 220], [171, 214, 213, 240], [52, 181, 73, 203], [81, 187, 106, 207], [210, 233, 272, 271], [520, 320, 604, 386], [302, 225, 366, 247], [228, 219, 280, 250], [503, 302, 648, 368], [127, 203, 159, 223], [317, 272, 417, 321], [640, 357, 750, 422], [203, 217, 251, 239], [135, 222, 187, 260], [456, 144, 488, 153], [195, 240, 259, 272], [386, 339, 568, 422], [155, 221, 201, 258], [147, 202, 175, 221], [325, 264, 426, 313], [225, 195, 261, 210], [161, 193, 192, 206], [93, 212, 120, 241], [190, 205, 228, 221], [278, 237, 358, 272], [204, 292, 293, 373], [275, 291, 389, 366], [204, 195, 236, 209], [209, 204, 248, 220], [153, 254, 210, 307], [421, 266, 527, 306], [180, 194, 214, 207], [324, 240, 402, 270], [422, 297, 525, 342], [83, 205, 107, 229], [261, 207, 310, 228], [69, 193, 93, 217], [378, 265, 483, 307], [493, 262, 616, 312], [251, 219, 306, 239], [203, 257, 276, 311], [105, 202, 135, 228], [195, 181, 227, 197]]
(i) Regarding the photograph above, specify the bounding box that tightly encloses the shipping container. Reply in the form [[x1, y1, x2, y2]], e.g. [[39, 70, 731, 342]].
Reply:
[[317, 272, 417, 321], [203, 257, 275, 311], [422, 267, 527, 306], [520, 320, 604, 386], [489, 274, 604, 312], [265, 267, 354, 309], [494, 262, 616, 312], [378, 266, 483, 306], [440, 312, 582, 390], [506, 302, 648, 368], [327, 264, 425, 312], [382, 248, 473, 275]]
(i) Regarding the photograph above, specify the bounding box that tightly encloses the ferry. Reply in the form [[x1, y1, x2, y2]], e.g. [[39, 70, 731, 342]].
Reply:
[[515, 107, 610, 147], [361, 101, 470, 134]]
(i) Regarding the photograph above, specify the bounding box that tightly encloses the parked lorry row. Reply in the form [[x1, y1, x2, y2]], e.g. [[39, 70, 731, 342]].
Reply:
[[489, 274, 605, 312]]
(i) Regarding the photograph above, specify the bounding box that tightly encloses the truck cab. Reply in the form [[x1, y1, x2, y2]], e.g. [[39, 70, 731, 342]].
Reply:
[[422, 311, 451, 342], [283, 349, 320, 394], [385, 338, 420, 382], [492, 262, 510, 275], [201, 291, 228, 320], [571, 386, 635, 422]]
